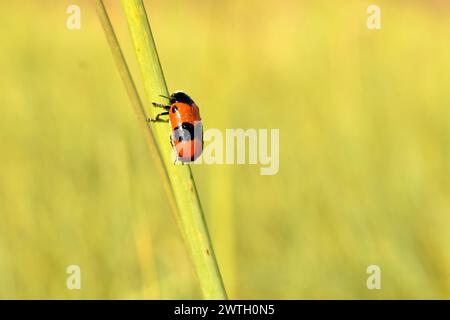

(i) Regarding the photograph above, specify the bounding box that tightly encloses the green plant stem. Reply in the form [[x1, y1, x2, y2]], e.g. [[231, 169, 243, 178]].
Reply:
[[95, 0, 176, 215], [97, 0, 227, 299]]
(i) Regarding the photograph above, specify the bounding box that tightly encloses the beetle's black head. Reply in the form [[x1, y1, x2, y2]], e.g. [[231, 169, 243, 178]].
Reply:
[[170, 91, 194, 105]]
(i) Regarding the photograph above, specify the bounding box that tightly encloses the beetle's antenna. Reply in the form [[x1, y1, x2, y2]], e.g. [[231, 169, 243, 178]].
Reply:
[[159, 94, 170, 100]]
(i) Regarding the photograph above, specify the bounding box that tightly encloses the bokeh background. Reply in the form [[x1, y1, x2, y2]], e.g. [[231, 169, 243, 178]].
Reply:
[[0, 0, 449, 299]]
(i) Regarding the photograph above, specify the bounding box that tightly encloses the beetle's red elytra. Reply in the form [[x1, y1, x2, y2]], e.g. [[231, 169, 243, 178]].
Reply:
[[150, 91, 203, 163]]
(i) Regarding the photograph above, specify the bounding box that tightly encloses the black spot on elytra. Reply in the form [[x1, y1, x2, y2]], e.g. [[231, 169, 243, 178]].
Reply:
[[173, 122, 195, 142]]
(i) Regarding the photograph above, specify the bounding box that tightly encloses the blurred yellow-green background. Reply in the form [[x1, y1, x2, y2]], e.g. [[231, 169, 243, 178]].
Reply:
[[0, 0, 449, 299]]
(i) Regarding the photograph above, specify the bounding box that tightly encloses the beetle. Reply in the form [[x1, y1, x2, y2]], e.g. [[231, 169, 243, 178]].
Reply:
[[149, 91, 203, 163]]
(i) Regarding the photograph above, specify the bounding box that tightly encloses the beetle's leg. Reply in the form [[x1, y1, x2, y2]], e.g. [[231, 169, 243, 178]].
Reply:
[[174, 158, 185, 165], [170, 136, 179, 165], [152, 102, 170, 110], [148, 111, 169, 122]]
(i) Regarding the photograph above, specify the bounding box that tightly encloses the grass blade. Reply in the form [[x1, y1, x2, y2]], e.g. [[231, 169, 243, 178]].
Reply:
[[96, 0, 227, 299]]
